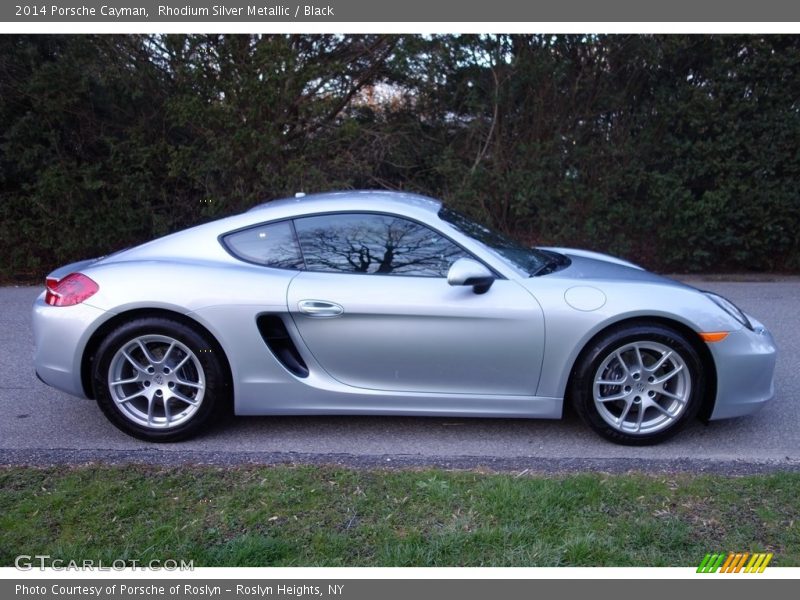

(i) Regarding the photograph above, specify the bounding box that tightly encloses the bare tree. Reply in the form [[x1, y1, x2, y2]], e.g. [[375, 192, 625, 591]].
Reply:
[[296, 216, 467, 276]]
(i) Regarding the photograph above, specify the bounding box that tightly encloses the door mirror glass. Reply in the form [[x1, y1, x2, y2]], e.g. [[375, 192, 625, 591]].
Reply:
[[447, 258, 495, 294]]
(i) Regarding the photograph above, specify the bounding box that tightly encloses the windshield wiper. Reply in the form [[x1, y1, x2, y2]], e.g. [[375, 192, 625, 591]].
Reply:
[[531, 251, 569, 277], [532, 258, 560, 276]]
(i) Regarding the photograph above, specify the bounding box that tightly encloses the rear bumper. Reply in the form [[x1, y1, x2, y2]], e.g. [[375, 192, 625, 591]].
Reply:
[[708, 317, 777, 420], [32, 293, 108, 398]]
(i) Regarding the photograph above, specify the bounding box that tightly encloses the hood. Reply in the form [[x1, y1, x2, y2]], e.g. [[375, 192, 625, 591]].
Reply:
[[542, 248, 690, 289], [537, 247, 643, 270]]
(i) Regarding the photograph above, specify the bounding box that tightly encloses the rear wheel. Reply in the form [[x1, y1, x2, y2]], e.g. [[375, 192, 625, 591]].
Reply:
[[571, 324, 704, 445], [93, 317, 226, 442]]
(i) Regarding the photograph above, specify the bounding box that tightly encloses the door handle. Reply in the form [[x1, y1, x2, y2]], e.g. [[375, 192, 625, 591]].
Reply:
[[297, 299, 344, 317]]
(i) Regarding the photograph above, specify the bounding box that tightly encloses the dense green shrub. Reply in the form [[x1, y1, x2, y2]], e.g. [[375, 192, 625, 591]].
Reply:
[[1, 34, 798, 280]]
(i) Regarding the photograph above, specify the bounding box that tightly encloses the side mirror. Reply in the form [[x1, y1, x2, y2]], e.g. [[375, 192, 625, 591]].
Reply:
[[447, 258, 495, 294]]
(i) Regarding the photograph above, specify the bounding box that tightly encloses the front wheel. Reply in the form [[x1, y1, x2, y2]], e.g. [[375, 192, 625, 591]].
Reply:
[[93, 317, 227, 442], [570, 324, 705, 445]]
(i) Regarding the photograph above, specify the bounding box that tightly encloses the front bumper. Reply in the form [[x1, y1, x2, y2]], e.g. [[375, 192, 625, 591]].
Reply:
[[708, 316, 777, 420], [32, 293, 109, 398]]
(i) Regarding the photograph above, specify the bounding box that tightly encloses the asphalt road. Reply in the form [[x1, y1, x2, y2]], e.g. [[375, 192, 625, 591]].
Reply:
[[1, 281, 798, 472]]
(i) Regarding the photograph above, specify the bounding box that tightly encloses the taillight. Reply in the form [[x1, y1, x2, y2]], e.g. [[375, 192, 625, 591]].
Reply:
[[45, 273, 99, 306]]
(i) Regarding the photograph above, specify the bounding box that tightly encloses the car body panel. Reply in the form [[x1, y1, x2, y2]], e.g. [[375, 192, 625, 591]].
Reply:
[[32, 190, 777, 430], [706, 315, 776, 419], [32, 296, 106, 398], [287, 271, 545, 395], [189, 303, 561, 419]]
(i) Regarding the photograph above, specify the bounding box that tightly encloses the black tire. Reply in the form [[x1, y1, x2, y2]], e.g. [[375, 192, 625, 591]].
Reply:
[[570, 323, 704, 445], [93, 317, 227, 442]]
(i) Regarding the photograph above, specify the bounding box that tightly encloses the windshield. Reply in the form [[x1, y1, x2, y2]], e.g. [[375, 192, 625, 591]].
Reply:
[[438, 206, 550, 276]]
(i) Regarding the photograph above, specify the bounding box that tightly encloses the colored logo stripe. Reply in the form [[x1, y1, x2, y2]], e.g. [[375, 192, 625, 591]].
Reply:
[[745, 553, 773, 573], [697, 552, 773, 573], [697, 553, 725, 573]]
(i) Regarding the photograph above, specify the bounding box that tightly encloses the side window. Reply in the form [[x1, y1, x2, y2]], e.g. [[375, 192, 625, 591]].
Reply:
[[293, 213, 471, 277], [223, 221, 304, 269]]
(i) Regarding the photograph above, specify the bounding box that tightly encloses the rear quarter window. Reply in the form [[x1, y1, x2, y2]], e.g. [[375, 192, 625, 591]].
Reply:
[[223, 221, 304, 269]]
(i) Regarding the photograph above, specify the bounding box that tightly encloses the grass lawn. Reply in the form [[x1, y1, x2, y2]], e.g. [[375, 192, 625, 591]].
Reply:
[[1, 465, 798, 567]]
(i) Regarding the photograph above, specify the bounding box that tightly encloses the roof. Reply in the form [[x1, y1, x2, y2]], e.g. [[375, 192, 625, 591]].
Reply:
[[247, 190, 443, 215], [99, 190, 447, 268]]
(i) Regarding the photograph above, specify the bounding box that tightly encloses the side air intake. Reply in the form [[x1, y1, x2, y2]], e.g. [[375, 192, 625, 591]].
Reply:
[[255, 315, 309, 378]]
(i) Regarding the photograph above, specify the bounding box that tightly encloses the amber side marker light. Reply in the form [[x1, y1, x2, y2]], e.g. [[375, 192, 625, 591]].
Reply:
[[699, 332, 729, 343]]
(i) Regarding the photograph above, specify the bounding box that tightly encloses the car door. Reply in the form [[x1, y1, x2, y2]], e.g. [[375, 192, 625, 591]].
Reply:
[[286, 212, 545, 396]]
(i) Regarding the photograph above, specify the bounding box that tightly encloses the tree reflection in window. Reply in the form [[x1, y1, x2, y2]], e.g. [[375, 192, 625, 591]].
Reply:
[[294, 214, 470, 277]]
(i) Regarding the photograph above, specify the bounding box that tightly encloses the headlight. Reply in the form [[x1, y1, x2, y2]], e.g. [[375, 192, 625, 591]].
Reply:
[[703, 291, 753, 330]]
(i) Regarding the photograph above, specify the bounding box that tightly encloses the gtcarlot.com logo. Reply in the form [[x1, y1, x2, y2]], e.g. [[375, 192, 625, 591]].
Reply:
[[14, 555, 193, 571], [697, 552, 773, 573]]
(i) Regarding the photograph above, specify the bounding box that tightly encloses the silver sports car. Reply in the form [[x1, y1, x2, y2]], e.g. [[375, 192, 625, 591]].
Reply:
[[32, 191, 777, 445]]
